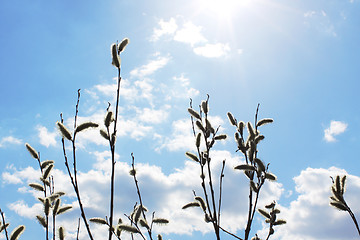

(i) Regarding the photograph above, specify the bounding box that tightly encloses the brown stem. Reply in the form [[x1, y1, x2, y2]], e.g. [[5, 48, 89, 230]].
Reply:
[[203, 102, 220, 240], [53, 213, 56, 240], [0, 209, 9, 240], [124, 214, 147, 240], [108, 66, 122, 240], [189, 102, 215, 237], [36, 152, 49, 240], [347, 207, 360, 236], [245, 104, 262, 240], [60, 113, 94, 240], [244, 186, 253, 240], [76, 217, 81, 240], [219, 226, 244, 240], [218, 160, 226, 226], [131, 153, 153, 240], [73, 89, 81, 188]]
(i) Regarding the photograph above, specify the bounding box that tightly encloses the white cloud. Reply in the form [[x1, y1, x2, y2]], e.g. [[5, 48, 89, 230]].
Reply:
[[135, 106, 170, 124], [2, 165, 39, 185], [156, 118, 194, 152], [174, 22, 207, 46], [3, 149, 283, 239], [36, 125, 57, 147], [267, 167, 360, 240], [0, 136, 22, 148], [63, 73, 200, 144], [93, 77, 155, 104], [193, 43, 231, 58], [151, 18, 178, 41], [151, 18, 231, 57], [62, 111, 156, 145], [324, 120, 348, 142], [8, 200, 43, 219], [9, 150, 360, 239], [63, 112, 108, 147], [7, 164, 359, 239], [130, 55, 171, 78], [117, 118, 154, 141], [134, 78, 154, 102]]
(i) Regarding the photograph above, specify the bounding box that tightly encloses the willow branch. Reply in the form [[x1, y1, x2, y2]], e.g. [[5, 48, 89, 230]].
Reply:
[[131, 153, 153, 240], [219, 226, 244, 240], [218, 160, 226, 226], [109, 66, 122, 240], [0, 209, 9, 240]]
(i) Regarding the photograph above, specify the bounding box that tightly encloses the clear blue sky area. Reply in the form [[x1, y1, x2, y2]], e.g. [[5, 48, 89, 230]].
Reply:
[[1, 1, 360, 239]]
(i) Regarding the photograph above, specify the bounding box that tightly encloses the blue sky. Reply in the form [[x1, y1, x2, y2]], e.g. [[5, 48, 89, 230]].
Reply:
[[1, 0, 360, 239]]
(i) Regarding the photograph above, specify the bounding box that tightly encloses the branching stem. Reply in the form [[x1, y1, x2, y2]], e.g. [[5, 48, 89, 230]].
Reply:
[[0, 209, 9, 240], [108, 65, 122, 240], [219, 226, 244, 240], [60, 97, 94, 240], [131, 153, 153, 240], [124, 214, 147, 240]]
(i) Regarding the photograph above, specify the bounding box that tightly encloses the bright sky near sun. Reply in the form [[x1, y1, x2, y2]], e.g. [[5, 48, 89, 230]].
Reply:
[[1, 0, 360, 239]]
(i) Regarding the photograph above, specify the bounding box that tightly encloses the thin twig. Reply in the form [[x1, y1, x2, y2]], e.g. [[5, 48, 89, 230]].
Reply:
[[109, 65, 122, 240], [124, 214, 147, 240], [60, 111, 94, 240], [131, 153, 153, 240], [36, 152, 49, 240], [218, 160, 226, 226], [201, 96, 221, 240], [73, 89, 81, 188], [50, 176, 56, 240], [76, 217, 81, 240], [219, 226, 244, 240], [348, 208, 360, 236], [0, 209, 9, 240], [189, 101, 214, 236], [203, 113, 220, 240], [244, 104, 262, 240]]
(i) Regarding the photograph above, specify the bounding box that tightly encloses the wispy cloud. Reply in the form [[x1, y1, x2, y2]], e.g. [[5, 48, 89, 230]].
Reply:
[[130, 54, 171, 78], [164, 75, 199, 101], [304, 10, 317, 18], [324, 120, 348, 142], [303, 10, 337, 37], [0, 136, 22, 148]]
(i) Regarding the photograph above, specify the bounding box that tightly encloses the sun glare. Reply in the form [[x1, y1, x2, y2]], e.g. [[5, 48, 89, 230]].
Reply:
[[198, 0, 252, 18]]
